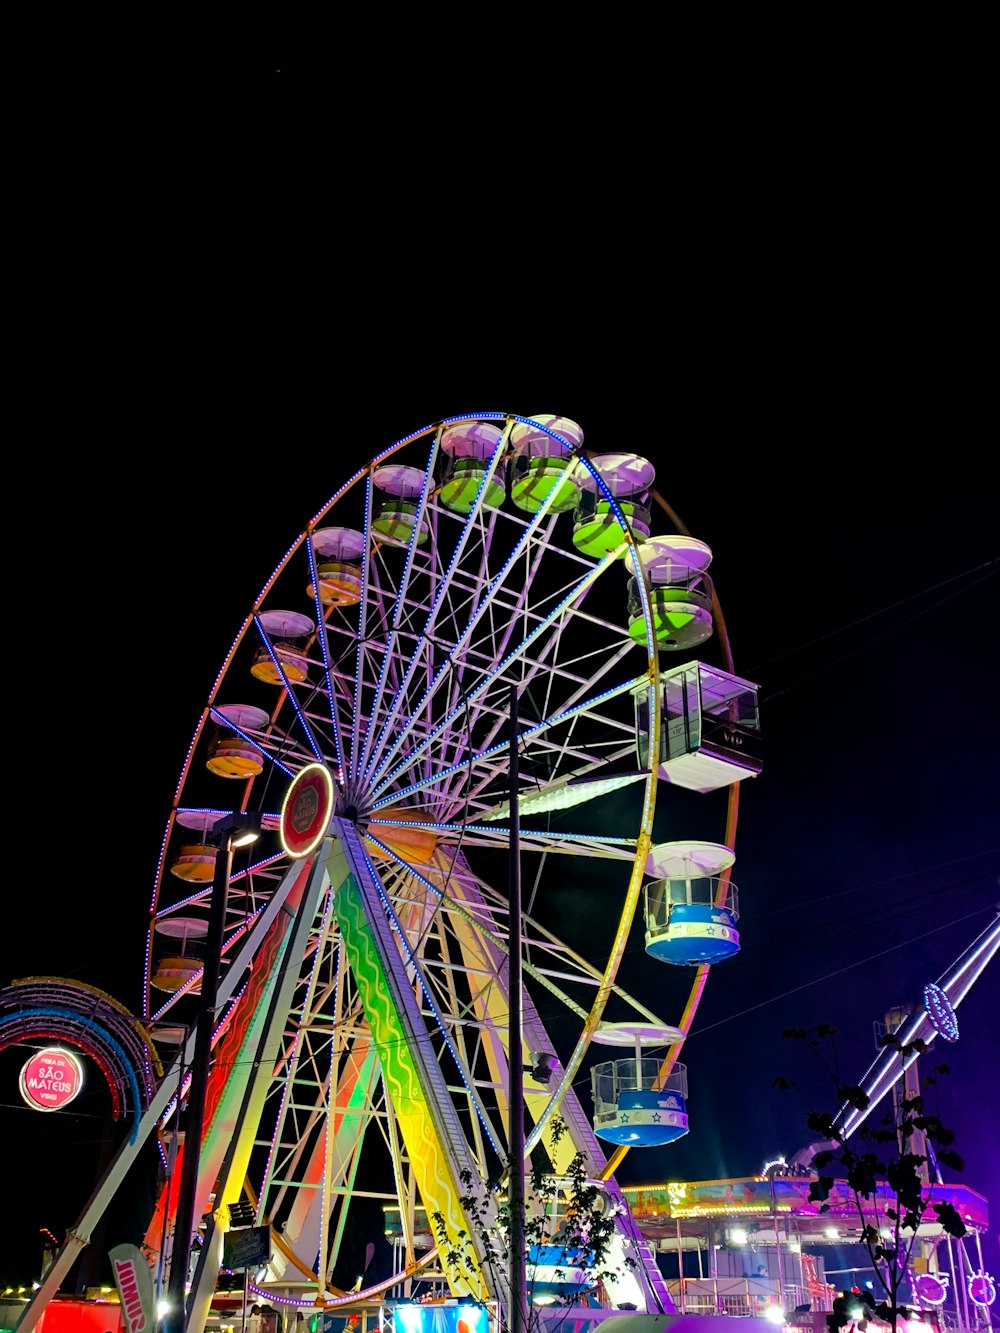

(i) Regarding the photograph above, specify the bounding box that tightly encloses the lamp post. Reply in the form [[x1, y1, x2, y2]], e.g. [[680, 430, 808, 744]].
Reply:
[[155, 1023, 190, 1313], [163, 810, 260, 1333], [767, 1163, 786, 1314], [508, 685, 526, 1333]]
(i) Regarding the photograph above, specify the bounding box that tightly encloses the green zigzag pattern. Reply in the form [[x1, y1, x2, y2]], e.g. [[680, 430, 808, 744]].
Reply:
[[333, 865, 485, 1298]]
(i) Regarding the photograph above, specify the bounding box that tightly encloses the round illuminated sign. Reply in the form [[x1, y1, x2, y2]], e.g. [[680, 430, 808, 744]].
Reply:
[[20, 1047, 85, 1112], [968, 1271, 996, 1307], [280, 763, 335, 858], [912, 1272, 948, 1305], [923, 983, 959, 1041]]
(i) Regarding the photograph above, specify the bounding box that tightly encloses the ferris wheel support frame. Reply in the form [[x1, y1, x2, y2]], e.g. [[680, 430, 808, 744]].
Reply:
[[185, 848, 336, 1330], [15, 856, 314, 1333]]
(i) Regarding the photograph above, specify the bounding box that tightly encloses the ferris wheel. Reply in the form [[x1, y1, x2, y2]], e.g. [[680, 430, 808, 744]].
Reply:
[[130, 412, 763, 1316]]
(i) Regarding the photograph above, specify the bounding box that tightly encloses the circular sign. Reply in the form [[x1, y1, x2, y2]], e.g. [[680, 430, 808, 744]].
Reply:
[[280, 763, 335, 858], [968, 1271, 996, 1307], [923, 983, 959, 1041], [912, 1273, 948, 1305], [19, 1047, 85, 1112]]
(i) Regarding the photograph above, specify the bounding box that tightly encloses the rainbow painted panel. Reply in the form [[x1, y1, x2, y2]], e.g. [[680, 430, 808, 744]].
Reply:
[[333, 865, 487, 1299]]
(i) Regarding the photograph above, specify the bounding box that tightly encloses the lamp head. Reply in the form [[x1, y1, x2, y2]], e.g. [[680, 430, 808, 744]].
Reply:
[[527, 1051, 555, 1084], [214, 810, 262, 847]]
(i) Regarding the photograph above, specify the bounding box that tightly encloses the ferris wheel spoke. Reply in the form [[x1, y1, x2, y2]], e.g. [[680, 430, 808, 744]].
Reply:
[[336, 537, 438, 791], [366, 669, 643, 826], [364, 472, 597, 794], [346, 471, 379, 783], [373, 851, 618, 1049], [303, 533, 349, 781], [354, 437, 440, 784], [369, 547, 623, 805], [360, 436, 511, 788], [445, 824, 637, 859], [247, 616, 333, 767], [204, 705, 299, 782]]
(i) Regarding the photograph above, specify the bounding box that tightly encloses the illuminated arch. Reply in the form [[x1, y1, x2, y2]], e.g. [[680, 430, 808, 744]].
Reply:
[[0, 977, 161, 1141]]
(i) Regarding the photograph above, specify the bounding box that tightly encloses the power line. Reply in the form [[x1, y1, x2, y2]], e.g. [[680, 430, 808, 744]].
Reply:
[[755, 558, 998, 702], [688, 905, 996, 1037]]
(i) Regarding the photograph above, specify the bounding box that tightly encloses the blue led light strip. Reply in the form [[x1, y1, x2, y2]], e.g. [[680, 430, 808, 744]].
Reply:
[[247, 619, 327, 765], [207, 706, 297, 780], [370, 545, 622, 804], [361, 432, 511, 788], [303, 531, 346, 781], [356, 435, 439, 784]]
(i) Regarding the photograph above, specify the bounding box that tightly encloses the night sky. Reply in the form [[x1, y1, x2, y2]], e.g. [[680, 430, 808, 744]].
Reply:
[[2, 64, 997, 1302]]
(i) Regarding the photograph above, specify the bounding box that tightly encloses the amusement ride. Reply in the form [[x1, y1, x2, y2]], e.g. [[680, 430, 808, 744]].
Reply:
[[9, 412, 991, 1333]]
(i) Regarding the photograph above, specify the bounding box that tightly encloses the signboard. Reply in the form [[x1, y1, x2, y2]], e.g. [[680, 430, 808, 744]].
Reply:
[[109, 1242, 155, 1333], [281, 763, 335, 858], [223, 1224, 272, 1271], [19, 1046, 84, 1111], [393, 1306, 489, 1333]]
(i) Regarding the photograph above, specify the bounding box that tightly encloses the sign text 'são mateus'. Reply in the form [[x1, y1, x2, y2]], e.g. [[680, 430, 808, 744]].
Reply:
[[19, 1047, 85, 1111]]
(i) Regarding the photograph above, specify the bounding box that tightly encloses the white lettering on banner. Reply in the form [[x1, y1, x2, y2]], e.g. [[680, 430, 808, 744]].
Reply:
[[110, 1243, 154, 1333], [114, 1257, 147, 1332]]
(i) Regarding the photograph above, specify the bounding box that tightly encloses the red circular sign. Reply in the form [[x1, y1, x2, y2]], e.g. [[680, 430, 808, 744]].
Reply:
[[19, 1047, 85, 1112], [280, 763, 335, 858]]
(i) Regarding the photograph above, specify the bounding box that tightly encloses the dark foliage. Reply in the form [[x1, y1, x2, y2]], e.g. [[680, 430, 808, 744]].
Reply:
[[776, 1025, 966, 1330], [430, 1117, 630, 1333]]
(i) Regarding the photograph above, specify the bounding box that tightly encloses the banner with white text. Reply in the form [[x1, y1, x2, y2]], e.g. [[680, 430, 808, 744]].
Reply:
[[110, 1242, 156, 1333]]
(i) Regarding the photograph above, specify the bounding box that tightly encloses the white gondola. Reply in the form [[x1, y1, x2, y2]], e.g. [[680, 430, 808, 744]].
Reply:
[[626, 534, 714, 650], [307, 526, 365, 606], [151, 914, 208, 994], [169, 810, 220, 883], [205, 703, 269, 778], [250, 610, 314, 685], [634, 660, 761, 793], [371, 463, 429, 545]]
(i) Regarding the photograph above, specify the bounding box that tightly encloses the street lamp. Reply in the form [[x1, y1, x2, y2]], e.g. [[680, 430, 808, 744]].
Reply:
[[163, 810, 260, 1333], [153, 1021, 191, 1314], [507, 684, 526, 1333]]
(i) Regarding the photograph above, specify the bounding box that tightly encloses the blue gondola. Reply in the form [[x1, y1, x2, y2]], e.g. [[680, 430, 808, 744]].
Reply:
[[590, 1022, 689, 1147], [644, 840, 741, 967]]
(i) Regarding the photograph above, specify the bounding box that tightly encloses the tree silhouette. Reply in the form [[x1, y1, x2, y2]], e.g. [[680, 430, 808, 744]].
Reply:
[[430, 1117, 630, 1333], [776, 1024, 966, 1330]]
